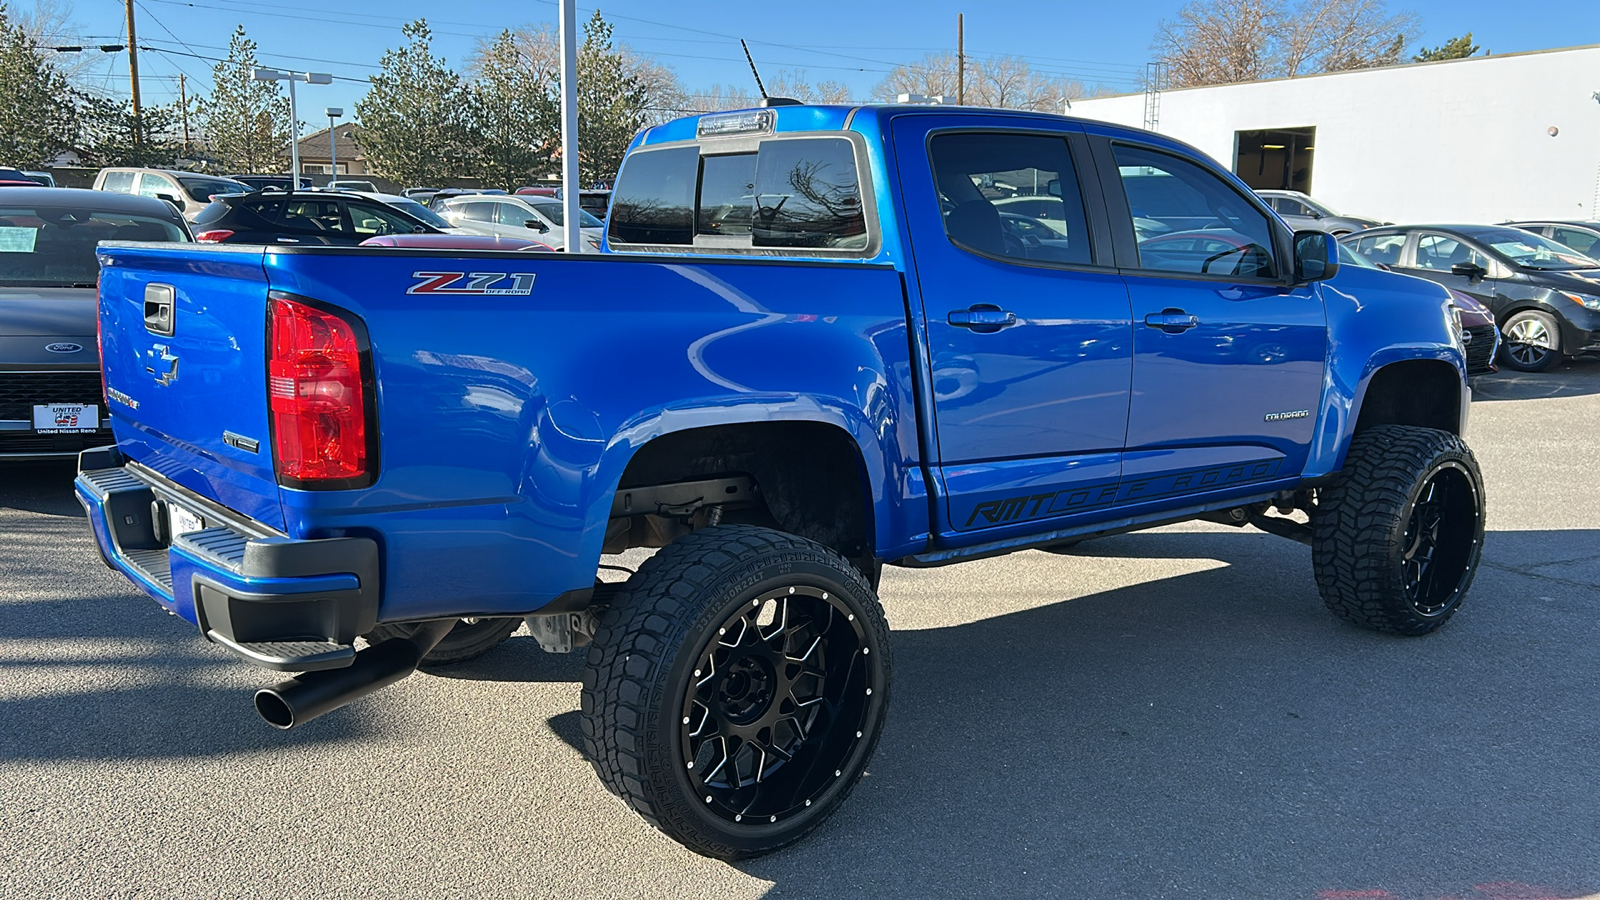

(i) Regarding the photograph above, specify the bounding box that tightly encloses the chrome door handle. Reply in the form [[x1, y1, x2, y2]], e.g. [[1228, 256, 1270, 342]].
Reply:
[[948, 304, 1018, 333], [1144, 309, 1199, 333]]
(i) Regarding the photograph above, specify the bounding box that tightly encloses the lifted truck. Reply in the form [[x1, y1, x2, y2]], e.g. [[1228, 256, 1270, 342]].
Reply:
[[78, 104, 1484, 859]]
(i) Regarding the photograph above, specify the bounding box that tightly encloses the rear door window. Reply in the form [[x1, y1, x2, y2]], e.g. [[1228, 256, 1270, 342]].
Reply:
[[350, 201, 419, 237], [457, 201, 497, 224], [928, 132, 1092, 266], [100, 171, 135, 193], [1348, 232, 1406, 266], [1413, 233, 1488, 271], [276, 199, 348, 236]]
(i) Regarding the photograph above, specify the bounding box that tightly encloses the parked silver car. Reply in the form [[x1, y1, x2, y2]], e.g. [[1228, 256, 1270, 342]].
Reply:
[[437, 194, 603, 251], [91, 167, 249, 223], [0, 187, 190, 459], [1257, 190, 1383, 236]]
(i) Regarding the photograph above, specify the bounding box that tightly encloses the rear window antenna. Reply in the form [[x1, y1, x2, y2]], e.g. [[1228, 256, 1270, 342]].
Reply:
[[740, 39, 768, 101]]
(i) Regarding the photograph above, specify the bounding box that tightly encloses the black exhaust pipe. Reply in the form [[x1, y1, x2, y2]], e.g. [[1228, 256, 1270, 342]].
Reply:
[[253, 619, 455, 730]]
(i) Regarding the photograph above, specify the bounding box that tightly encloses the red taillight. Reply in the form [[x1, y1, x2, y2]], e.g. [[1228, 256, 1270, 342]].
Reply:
[[268, 296, 372, 486], [195, 229, 234, 243]]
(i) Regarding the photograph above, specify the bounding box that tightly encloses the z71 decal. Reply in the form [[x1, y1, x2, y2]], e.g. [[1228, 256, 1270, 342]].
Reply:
[[408, 271, 537, 296]]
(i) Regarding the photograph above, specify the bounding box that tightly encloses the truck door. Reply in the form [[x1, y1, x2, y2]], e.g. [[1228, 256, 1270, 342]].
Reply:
[[892, 117, 1133, 539], [1093, 134, 1327, 500]]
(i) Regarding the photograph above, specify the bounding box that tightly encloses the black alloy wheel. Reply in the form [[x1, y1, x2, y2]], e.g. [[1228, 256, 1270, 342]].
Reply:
[[682, 585, 874, 827], [1312, 425, 1485, 635], [582, 525, 892, 859], [1398, 463, 1480, 617]]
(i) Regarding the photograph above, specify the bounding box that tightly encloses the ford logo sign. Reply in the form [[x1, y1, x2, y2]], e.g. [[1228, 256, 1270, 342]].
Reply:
[[45, 342, 83, 353]]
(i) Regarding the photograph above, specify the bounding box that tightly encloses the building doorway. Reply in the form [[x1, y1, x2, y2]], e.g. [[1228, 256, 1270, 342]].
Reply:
[[1234, 127, 1315, 193]]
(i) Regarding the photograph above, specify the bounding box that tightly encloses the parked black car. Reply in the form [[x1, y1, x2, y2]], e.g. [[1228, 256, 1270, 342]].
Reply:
[[191, 190, 442, 245], [0, 187, 190, 459], [1508, 220, 1600, 259], [1341, 224, 1600, 372]]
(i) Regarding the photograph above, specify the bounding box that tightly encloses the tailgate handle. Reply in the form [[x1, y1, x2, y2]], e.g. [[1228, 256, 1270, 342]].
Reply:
[[144, 284, 175, 337]]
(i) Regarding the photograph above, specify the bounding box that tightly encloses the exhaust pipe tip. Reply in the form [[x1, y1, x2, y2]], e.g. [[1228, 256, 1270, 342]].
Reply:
[[254, 688, 297, 730]]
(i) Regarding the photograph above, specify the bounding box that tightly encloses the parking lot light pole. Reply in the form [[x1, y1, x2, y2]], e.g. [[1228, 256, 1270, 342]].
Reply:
[[252, 68, 333, 184], [558, 0, 581, 253], [325, 107, 343, 182]]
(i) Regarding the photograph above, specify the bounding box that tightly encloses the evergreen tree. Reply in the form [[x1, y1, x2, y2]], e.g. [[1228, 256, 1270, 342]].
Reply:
[[574, 11, 647, 185], [356, 19, 474, 185], [1415, 33, 1481, 62], [78, 96, 182, 167], [469, 29, 557, 190], [194, 26, 293, 173], [0, 3, 76, 167]]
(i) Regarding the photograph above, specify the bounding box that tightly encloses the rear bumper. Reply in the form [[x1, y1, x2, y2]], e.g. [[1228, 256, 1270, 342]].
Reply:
[[74, 445, 380, 671]]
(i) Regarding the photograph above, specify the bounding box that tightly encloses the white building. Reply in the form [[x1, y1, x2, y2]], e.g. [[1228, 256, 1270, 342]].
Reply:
[[1069, 44, 1600, 225]]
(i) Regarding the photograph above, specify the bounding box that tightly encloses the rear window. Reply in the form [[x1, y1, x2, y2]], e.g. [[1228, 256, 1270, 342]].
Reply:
[[609, 137, 869, 252], [180, 177, 240, 202], [609, 146, 697, 245], [0, 205, 189, 287]]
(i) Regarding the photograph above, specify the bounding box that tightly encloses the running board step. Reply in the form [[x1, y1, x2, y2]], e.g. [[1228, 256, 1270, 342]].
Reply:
[[206, 632, 356, 672]]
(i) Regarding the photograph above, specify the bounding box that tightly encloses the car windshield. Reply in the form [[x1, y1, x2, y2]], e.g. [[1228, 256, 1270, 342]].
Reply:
[[180, 177, 242, 202], [390, 199, 451, 229], [1484, 232, 1600, 271], [530, 201, 602, 228], [0, 205, 188, 287]]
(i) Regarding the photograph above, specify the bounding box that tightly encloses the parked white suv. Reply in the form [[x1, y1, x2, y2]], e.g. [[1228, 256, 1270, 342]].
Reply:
[[92, 168, 249, 223], [438, 194, 603, 251]]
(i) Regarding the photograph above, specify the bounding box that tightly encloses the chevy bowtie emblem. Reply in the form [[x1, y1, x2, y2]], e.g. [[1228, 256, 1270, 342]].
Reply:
[[146, 343, 179, 386]]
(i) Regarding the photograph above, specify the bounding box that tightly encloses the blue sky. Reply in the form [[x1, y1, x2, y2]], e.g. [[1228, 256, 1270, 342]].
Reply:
[[43, 0, 1598, 116]]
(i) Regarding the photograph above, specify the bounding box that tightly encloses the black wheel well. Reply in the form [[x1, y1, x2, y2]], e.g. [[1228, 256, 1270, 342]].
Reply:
[[616, 422, 876, 565], [1353, 360, 1462, 436]]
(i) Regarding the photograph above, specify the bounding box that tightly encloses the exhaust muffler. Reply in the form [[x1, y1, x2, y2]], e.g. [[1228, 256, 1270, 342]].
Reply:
[[253, 619, 455, 730]]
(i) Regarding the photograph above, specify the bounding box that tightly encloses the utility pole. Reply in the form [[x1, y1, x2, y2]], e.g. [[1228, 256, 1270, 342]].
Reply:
[[177, 73, 190, 152], [124, 0, 142, 146], [956, 14, 964, 106]]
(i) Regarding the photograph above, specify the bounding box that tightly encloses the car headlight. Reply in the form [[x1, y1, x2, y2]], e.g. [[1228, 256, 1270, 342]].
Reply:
[[1559, 290, 1600, 311]]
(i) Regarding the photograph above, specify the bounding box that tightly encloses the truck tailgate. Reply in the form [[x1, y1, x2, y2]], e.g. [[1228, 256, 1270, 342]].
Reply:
[[97, 243, 284, 531]]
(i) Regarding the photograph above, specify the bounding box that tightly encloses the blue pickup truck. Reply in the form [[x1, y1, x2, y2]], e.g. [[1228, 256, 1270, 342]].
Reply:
[[78, 104, 1484, 859]]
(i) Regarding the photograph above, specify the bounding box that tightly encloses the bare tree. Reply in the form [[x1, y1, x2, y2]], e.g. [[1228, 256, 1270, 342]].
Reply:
[[1287, 0, 1418, 73], [1153, 0, 1278, 87], [1154, 0, 1419, 87], [872, 52, 1121, 109]]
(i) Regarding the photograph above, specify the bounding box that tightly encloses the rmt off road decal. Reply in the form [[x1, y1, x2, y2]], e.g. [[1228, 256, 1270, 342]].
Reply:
[[407, 272, 537, 296]]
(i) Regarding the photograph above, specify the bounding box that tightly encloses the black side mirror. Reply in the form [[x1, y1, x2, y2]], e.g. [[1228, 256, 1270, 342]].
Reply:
[[525, 219, 548, 232], [412, 225, 427, 234], [1293, 230, 1340, 283], [156, 193, 185, 211], [1046, 179, 1062, 198], [1450, 262, 1486, 283]]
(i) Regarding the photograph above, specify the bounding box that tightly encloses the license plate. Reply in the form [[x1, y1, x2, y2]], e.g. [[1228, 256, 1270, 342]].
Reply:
[[168, 504, 204, 538], [32, 403, 99, 434]]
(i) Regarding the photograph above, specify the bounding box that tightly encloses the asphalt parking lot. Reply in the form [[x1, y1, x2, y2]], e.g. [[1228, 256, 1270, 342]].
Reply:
[[3, 359, 1598, 900]]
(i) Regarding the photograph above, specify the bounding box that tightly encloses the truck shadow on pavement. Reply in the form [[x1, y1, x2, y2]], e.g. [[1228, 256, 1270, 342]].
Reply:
[[1472, 356, 1600, 402], [724, 529, 1600, 899]]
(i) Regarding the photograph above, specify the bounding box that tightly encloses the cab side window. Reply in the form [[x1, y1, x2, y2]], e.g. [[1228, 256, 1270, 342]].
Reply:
[[1113, 143, 1278, 279], [350, 202, 418, 236], [928, 132, 1092, 266]]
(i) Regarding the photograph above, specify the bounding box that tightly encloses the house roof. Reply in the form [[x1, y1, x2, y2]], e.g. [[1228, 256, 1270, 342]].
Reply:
[[293, 124, 364, 159]]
